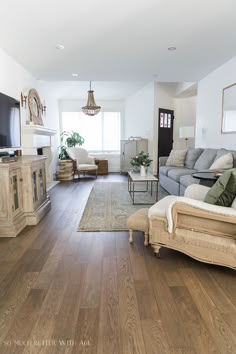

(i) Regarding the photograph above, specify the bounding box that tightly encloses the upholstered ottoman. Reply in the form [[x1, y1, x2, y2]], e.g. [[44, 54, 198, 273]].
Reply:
[[127, 208, 149, 246]]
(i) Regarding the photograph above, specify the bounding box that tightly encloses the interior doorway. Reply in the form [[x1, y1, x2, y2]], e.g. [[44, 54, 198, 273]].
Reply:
[[157, 108, 174, 171]]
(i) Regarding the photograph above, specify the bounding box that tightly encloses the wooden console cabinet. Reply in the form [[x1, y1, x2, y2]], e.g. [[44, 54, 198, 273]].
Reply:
[[0, 156, 51, 237]]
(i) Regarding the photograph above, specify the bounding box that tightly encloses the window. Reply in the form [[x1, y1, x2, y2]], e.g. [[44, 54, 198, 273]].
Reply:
[[61, 111, 121, 152]]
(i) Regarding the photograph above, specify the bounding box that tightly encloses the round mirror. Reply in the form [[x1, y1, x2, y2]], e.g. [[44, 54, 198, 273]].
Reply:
[[28, 89, 43, 125], [32, 97, 39, 116]]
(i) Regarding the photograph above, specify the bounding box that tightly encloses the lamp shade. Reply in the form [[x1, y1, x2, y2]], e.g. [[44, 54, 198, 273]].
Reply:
[[179, 126, 195, 138]]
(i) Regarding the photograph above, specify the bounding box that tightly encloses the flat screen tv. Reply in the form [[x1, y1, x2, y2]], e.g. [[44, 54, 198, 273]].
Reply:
[[0, 92, 21, 148]]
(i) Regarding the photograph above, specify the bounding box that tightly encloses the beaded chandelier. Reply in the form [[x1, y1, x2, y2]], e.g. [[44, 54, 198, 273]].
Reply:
[[82, 81, 101, 116]]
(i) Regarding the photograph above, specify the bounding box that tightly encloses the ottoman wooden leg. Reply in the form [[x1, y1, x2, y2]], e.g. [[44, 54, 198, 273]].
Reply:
[[144, 232, 149, 246], [129, 229, 133, 243]]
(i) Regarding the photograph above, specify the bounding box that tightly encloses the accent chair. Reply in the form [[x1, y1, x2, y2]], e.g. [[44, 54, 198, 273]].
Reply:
[[66, 147, 98, 179]]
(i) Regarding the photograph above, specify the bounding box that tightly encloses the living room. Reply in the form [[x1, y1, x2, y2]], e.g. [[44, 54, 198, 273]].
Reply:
[[0, 0, 236, 353]]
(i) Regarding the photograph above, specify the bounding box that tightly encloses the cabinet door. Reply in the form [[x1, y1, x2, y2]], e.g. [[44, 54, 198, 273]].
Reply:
[[32, 168, 39, 208], [10, 168, 23, 217], [120, 140, 136, 172], [38, 165, 47, 202], [32, 163, 47, 209], [136, 139, 148, 154]]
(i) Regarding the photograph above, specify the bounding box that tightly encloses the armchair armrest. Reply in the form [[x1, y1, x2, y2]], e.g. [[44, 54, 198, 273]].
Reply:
[[167, 197, 236, 235], [159, 156, 168, 167]]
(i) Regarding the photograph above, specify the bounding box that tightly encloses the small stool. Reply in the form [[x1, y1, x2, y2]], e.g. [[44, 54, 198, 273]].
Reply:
[[127, 208, 149, 246]]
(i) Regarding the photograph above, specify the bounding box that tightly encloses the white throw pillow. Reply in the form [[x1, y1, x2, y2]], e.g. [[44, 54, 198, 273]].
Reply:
[[166, 149, 187, 167], [210, 153, 233, 170]]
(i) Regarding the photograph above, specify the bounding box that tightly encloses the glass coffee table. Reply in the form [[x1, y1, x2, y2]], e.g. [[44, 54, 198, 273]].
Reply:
[[128, 171, 158, 205]]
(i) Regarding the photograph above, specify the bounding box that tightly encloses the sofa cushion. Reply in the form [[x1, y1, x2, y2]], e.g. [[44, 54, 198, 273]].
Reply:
[[168, 168, 197, 182], [179, 174, 199, 188], [194, 148, 218, 170], [210, 153, 233, 170], [166, 149, 187, 167], [185, 148, 203, 169], [215, 148, 236, 168], [159, 165, 179, 176], [204, 168, 236, 206]]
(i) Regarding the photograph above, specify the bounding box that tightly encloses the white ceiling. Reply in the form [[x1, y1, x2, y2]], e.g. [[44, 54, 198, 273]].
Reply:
[[1, 0, 236, 82], [38, 81, 149, 100]]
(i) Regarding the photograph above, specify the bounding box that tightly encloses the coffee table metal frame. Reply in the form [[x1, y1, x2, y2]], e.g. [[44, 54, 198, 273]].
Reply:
[[128, 171, 158, 205]]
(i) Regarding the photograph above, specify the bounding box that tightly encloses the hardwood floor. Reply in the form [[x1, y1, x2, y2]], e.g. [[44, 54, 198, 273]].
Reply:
[[0, 174, 235, 354]]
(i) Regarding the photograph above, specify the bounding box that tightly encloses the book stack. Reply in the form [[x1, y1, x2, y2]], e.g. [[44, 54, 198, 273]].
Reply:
[[56, 160, 74, 181]]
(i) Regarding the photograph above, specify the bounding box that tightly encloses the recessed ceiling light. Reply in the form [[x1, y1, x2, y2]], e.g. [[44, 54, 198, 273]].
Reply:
[[168, 46, 176, 51], [72, 73, 78, 77], [56, 44, 65, 50]]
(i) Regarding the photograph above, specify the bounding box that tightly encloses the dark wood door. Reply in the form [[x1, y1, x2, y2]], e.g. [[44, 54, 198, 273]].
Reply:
[[158, 108, 174, 168]]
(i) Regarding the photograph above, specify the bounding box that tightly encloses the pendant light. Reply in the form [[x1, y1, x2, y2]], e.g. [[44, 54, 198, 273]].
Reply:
[[82, 81, 101, 116]]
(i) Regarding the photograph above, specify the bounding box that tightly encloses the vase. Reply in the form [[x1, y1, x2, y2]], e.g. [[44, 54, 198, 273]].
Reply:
[[140, 165, 147, 177]]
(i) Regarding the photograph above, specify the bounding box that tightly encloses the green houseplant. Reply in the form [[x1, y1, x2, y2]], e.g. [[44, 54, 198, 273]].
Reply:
[[59, 131, 85, 160], [130, 151, 153, 175], [130, 151, 152, 168]]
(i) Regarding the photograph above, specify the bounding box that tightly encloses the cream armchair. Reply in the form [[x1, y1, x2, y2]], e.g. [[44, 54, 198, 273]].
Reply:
[[66, 147, 98, 178], [148, 184, 236, 270]]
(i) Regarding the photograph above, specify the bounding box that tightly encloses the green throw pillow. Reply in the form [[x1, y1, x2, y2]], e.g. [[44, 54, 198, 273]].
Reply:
[[204, 168, 236, 206]]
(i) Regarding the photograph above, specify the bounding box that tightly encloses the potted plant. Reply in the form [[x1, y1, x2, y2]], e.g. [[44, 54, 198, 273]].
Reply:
[[59, 131, 85, 160], [130, 151, 152, 176], [57, 131, 85, 181]]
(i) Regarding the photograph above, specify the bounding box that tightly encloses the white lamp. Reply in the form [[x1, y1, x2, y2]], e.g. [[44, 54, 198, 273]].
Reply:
[[179, 126, 195, 147]]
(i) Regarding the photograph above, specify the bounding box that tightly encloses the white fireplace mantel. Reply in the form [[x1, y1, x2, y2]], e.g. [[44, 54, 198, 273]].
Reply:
[[21, 125, 58, 184], [22, 125, 57, 136]]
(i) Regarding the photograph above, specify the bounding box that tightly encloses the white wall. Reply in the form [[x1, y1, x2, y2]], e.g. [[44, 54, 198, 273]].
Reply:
[[125, 82, 197, 174], [125, 82, 155, 169], [0, 48, 60, 176], [173, 96, 197, 149], [196, 55, 236, 149], [153, 83, 175, 174], [0, 48, 35, 132]]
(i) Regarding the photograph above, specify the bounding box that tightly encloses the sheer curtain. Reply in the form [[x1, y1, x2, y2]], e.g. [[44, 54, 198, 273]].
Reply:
[[61, 111, 120, 152]]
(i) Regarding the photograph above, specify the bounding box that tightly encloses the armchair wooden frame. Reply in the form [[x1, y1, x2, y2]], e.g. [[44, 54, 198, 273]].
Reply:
[[149, 202, 236, 270]]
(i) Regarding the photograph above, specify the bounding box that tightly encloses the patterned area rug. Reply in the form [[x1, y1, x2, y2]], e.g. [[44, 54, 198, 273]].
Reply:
[[78, 182, 168, 232]]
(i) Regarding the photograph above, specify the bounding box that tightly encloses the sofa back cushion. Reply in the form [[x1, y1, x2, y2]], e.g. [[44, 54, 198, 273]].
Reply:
[[204, 168, 236, 206], [215, 148, 236, 168], [166, 149, 187, 167], [185, 148, 203, 169], [194, 148, 218, 170], [210, 153, 233, 170]]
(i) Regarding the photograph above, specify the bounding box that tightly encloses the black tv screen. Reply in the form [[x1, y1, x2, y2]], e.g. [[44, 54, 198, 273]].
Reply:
[[0, 92, 21, 148]]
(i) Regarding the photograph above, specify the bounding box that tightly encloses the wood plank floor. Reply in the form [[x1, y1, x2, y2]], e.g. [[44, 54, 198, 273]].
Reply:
[[0, 174, 235, 354]]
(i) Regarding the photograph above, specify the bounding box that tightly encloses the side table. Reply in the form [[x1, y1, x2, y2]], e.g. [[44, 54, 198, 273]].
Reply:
[[192, 171, 221, 187], [95, 159, 108, 175]]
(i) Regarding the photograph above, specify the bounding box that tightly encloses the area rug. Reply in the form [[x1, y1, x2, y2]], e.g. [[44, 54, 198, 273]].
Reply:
[[78, 182, 168, 232]]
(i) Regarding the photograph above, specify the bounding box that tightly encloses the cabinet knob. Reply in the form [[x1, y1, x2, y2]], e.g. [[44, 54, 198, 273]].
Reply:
[[20, 178, 23, 182]]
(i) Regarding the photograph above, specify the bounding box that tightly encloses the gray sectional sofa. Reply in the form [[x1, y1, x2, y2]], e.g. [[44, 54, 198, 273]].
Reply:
[[159, 148, 236, 196]]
